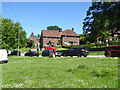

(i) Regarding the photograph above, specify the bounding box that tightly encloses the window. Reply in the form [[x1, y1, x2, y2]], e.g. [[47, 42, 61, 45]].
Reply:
[[57, 37, 60, 40], [74, 36, 77, 38], [57, 43, 60, 46], [46, 43, 49, 45], [46, 37, 49, 39], [65, 41, 67, 45], [65, 36, 67, 38], [74, 42, 77, 45]]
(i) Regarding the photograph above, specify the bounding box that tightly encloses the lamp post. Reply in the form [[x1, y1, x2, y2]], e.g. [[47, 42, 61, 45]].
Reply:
[[17, 24, 20, 56]]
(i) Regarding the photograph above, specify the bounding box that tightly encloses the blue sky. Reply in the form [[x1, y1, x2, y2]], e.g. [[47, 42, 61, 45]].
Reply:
[[2, 2, 91, 38]]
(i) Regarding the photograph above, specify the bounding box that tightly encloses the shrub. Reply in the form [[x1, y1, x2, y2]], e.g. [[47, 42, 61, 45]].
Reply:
[[109, 41, 119, 45]]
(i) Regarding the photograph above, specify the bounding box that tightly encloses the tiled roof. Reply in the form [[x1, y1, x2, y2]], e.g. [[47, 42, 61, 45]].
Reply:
[[42, 30, 61, 37], [28, 32, 40, 44], [61, 29, 80, 36]]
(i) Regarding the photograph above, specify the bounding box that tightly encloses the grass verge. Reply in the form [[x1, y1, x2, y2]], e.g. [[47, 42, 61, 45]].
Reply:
[[1, 56, 118, 88]]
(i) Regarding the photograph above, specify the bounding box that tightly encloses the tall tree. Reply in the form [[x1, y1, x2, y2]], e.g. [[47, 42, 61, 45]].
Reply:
[[0, 16, 2, 49], [1, 18, 27, 49], [83, 1, 120, 43], [47, 25, 61, 31]]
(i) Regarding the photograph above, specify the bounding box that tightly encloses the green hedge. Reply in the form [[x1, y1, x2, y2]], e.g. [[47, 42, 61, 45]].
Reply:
[[87, 47, 105, 51]]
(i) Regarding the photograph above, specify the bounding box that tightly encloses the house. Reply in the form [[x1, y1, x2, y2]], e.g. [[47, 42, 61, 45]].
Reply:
[[61, 28, 80, 45], [41, 30, 61, 46], [40, 28, 80, 47], [28, 32, 40, 48]]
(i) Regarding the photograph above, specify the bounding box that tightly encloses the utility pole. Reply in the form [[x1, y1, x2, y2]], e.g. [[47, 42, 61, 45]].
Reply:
[[17, 24, 20, 56]]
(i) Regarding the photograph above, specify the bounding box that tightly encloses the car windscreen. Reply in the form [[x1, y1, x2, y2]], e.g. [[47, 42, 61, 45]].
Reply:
[[49, 50, 54, 53]]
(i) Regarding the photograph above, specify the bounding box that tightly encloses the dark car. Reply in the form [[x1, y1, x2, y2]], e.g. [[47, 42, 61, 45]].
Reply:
[[104, 45, 120, 57], [42, 50, 61, 57], [62, 47, 89, 57], [10, 50, 21, 56], [25, 51, 39, 57]]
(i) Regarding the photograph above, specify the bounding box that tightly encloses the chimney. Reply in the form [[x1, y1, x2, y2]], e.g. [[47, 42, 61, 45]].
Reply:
[[59, 28, 62, 32], [72, 28, 74, 31]]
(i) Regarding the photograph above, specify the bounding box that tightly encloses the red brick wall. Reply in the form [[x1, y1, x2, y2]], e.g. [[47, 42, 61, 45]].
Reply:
[[43, 37, 60, 46], [41, 36, 80, 46], [62, 36, 79, 45]]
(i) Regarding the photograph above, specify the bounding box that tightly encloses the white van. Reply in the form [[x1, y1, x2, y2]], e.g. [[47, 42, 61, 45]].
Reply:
[[0, 49, 8, 63]]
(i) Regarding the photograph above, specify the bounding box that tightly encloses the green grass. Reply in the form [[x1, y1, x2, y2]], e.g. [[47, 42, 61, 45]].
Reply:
[[89, 51, 104, 55], [56, 48, 68, 50], [1, 56, 118, 88]]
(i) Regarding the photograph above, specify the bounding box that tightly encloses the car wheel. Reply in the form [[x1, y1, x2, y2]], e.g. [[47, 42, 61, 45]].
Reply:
[[4, 61, 8, 63], [83, 55, 87, 57], [106, 53, 110, 57], [77, 53, 81, 57], [63, 53, 67, 57]]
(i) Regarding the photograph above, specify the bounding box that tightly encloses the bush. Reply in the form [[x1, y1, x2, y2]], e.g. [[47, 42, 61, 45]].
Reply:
[[54, 46, 61, 48], [109, 41, 119, 45]]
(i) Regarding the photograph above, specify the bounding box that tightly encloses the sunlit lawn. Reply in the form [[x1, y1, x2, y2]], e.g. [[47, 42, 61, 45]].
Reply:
[[1, 56, 118, 88]]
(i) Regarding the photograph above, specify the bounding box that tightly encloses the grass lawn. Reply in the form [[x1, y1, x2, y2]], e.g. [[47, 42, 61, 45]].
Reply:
[[1, 56, 118, 88], [88, 51, 104, 55]]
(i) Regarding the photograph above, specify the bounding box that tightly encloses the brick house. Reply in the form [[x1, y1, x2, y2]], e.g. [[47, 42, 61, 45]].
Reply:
[[40, 28, 80, 47], [28, 32, 40, 47]]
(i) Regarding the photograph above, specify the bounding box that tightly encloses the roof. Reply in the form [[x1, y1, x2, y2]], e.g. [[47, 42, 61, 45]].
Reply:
[[61, 29, 80, 36], [42, 30, 61, 37], [28, 32, 40, 44]]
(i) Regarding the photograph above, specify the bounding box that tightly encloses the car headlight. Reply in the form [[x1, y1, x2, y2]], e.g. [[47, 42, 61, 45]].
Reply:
[[55, 53, 58, 55]]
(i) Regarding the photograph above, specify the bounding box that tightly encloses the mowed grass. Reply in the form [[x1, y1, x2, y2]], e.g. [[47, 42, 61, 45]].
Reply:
[[1, 56, 118, 88]]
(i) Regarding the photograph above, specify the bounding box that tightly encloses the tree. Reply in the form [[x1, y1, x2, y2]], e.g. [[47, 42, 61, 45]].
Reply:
[[37, 34, 40, 38], [83, 2, 120, 43], [1, 18, 27, 49], [27, 40, 34, 48], [0, 16, 2, 49], [47, 25, 61, 31]]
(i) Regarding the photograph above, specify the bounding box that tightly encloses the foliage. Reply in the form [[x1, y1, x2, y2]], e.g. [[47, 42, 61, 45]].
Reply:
[[109, 41, 120, 45], [0, 16, 2, 49], [1, 18, 27, 49], [47, 25, 61, 31], [2, 57, 118, 88], [83, 2, 120, 43], [27, 40, 34, 48], [80, 36, 86, 44], [89, 51, 104, 55]]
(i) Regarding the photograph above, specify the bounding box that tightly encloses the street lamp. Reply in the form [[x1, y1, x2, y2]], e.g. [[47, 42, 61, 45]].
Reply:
[[17, 24, 20, 56]]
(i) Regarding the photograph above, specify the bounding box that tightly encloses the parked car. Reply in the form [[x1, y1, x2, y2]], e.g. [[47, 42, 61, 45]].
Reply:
[[62, 47, 89, 57], [25, 51, 39, 57], [104, 45, 120, 57], [0, 49, 8, 63], [45, 46, 56, 52], [42, 50, 61, 57], [10, 50, 21, 56]]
